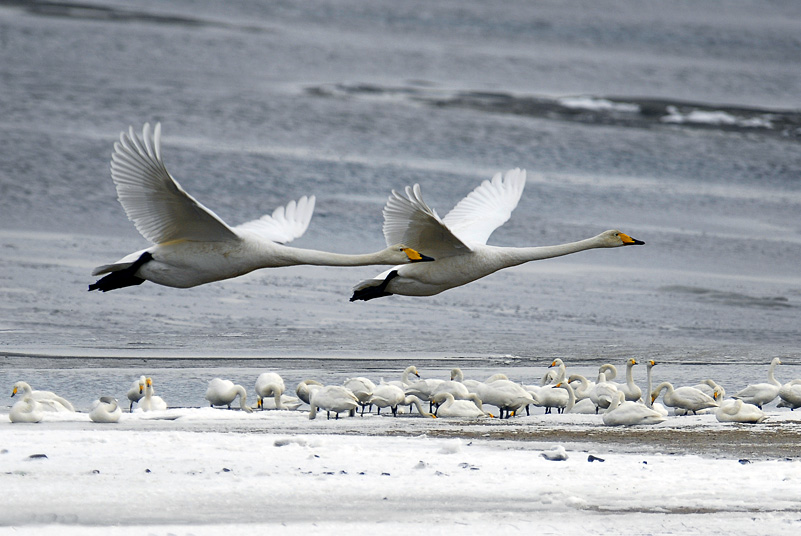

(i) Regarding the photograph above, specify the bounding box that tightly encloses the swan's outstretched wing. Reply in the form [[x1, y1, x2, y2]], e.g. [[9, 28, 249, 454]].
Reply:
[[233, 195, 315, 244], [383, 184, 470, 258], [442, 168, 526, 246], [110, 123, 238, 244]]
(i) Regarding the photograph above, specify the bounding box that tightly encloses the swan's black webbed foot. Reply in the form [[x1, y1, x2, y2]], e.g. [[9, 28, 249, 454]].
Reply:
[[88, 251, 153, 292], [349, 270, 399, 302]]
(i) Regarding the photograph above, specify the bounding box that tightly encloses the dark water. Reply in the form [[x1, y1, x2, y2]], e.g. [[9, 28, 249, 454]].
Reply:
[[1, 1, 800, 400]]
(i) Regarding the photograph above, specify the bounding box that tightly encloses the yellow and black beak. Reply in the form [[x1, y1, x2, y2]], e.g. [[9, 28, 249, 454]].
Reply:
[[11, 387, 18, 397], [403, 247, 435, 263], [620, 232, 645, 245]]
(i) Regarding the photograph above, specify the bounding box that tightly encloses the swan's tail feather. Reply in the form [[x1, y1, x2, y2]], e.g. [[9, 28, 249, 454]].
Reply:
[[350, 270, 399, 302], [88, 252, 152, 292]]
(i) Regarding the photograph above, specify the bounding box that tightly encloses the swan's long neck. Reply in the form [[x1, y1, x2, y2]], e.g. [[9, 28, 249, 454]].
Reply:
[[268, 244, 397, 267], [502, 236, 608, 266], [646, 366, 653, 408], [768, 361, 781, 386], [563, 383, 576, 413], [626, 363, 636, 388], [234, 386, 249, 409], [405, 395, 433, 417]]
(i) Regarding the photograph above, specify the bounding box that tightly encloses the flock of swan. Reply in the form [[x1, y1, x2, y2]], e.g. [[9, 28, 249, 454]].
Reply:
[[88, 123, 642, 298], [9, 358, 799, 425]]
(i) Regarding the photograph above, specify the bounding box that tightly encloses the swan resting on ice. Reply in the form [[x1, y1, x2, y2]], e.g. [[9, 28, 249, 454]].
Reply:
[[89, 397, 123, 423]]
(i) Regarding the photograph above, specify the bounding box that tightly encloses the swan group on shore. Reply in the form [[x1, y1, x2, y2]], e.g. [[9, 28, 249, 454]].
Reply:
[[7, 358, 794, 426]]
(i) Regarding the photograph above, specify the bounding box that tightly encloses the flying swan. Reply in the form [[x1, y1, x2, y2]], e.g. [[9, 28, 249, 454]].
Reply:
[[350, 168, 643, 301], [89, 123, 433, 292]]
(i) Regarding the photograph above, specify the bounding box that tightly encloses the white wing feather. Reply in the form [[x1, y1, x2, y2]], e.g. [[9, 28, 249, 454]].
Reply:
[[382, 183, 470, 258], [442, 168, 526, 246], [233, 195, 315, 244], [110, 123, 238, 244]]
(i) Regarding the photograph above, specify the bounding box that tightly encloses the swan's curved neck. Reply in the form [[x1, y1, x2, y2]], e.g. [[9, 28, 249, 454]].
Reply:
[[563, 383, 575, 412], [768, 361, 781, 386]]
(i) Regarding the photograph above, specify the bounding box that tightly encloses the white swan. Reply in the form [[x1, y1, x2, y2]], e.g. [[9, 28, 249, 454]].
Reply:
[[126, 375, 146, 412], [692, 379, 726, 401], [567, 374, 595, 401], [11, 381, 74, 412], [343, 376, 376, 414], [140, 377, 168, 411], [603, 392, 666, 426], [255, 372, 290, 410], [89, 396, 123, 423], [9, 393, 43, 423], [732, 358, 782, 409], [469, 378, 534, 419], [589, 372, 619, 413], [778, 379, 801, 410], [651, 381, 717, 415], [295, 379, 323, 405], [432, 392, 491, 418], [308, 386, 359, 420], [715, 398, 767, 424], [205, 378, 252, 412], [350, 168, 643, 300], [644, 360, 669, 416], [88, 123, 433, 292], [553, 382, 599, 414]]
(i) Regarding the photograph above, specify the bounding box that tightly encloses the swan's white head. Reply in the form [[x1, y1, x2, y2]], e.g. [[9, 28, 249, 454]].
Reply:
[[597, 230, 645, 247], [550, 358, 564, 368], [387, 244, 435, 264], [11, 381, 31, 397]]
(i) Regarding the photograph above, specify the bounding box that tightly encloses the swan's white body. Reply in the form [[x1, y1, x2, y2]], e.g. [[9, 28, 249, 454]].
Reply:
[[778, 379, 801, 410], [715, 398, 767, 423], [589, 372, 619, 413], [651, 382, 718, 415], [351, 168, 643, 300], [11, 381, 74, 412], [9, 394, 43, 423], [255, 373, 288, 410], [140, 377, 168, 411], [603, 392, 666, 426], [732, 358, 782, 409], [126, 376, 146, 412], [343, 377, 376, 411], [540, 446, 569, 461], [308, 386, 359, 420], [89, 397, 123, 423], [383, 366, 421, 390], [368, 384, 406, 415], [205, 378, 252, 412], [470, 379, 534, 418], [89, 123, 432, 292], [432, 392, 489, 418]]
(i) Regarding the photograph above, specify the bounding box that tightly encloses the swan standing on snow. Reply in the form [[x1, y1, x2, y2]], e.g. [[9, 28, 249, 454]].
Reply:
[[553, 382, 597, 414], [126, 376, 146, 412], [732, 358, 782, 409], [589, 372, 619, 414], [308, 386, 359, 420], [9, 393, 43, 423], [651, 381, 718, 415], [715, 399, 767, 424], [11, 381, 74, 412], [367, 385, 434, 417], [205, 378, 252, 412], [778, 379, 801, 410], [255, 372, 294, 410], [140, 377, 168, 411], [603, 392, 666, 426], [350, 168, 643, 301], [89, 397, 123, 423], [88, 123, 433, 292], [343, 377, 376, 414]]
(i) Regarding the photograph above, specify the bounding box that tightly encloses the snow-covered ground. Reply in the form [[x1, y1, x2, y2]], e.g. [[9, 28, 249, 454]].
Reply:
[[3, 407, 800, 535]]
